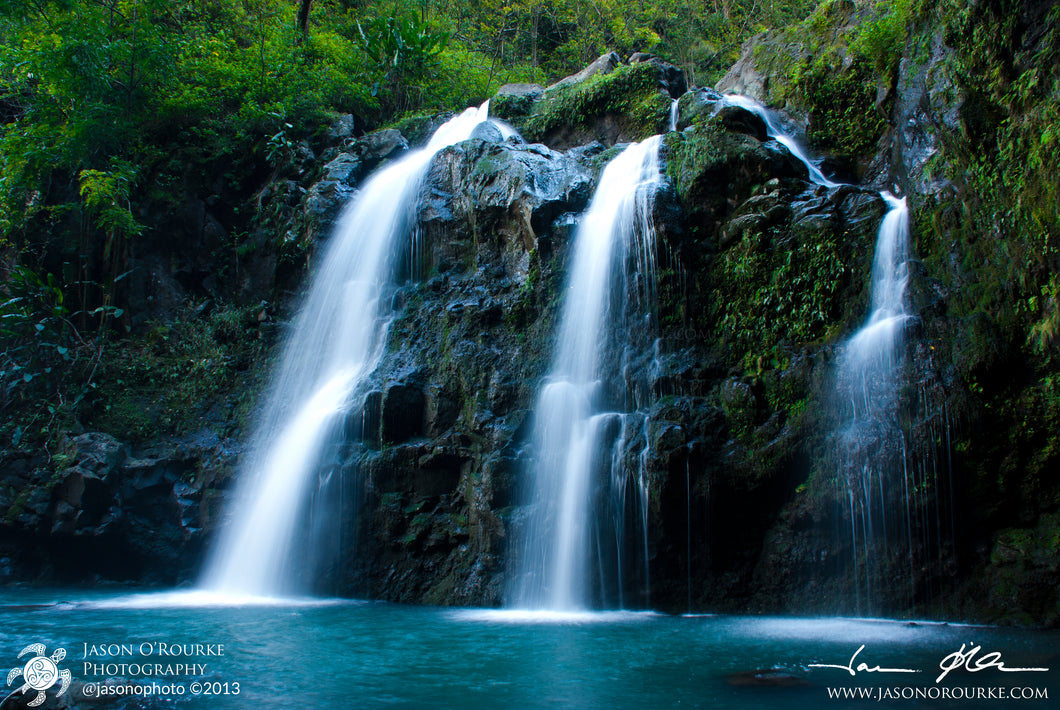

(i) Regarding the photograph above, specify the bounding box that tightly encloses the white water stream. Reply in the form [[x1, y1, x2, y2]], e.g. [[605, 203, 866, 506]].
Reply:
[[203, 103, 503, 597]]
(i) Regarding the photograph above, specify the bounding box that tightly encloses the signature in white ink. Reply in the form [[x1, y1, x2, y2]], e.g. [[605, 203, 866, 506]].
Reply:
[[935, 643, 1050, 684], [809, 645, 918, 676], [809, 643, 1051, 684]]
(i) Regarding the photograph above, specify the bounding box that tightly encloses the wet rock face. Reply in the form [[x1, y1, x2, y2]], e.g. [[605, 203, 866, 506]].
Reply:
[[304, 129, 413, 242], [0, 432, 234, 585], [665, 127, 778, 231], [419, 138, 592, 271], [875, 32, 961, 197], [714, 105, 768, 141], [715, 44, 771, 102], [382, 380, 426, 444], [294, 63, 906, 609], [649, 134, 889, 613], [5, 27, 1051, 624], [315, 134, 600, 604], [674, 87, 724, 129]]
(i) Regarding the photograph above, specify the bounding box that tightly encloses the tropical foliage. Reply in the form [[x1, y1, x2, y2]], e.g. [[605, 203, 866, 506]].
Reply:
[[0, 0, 815, 446]]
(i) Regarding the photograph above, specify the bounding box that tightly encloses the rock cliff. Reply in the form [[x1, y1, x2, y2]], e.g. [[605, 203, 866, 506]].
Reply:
[[3, 0, 1057, 627]]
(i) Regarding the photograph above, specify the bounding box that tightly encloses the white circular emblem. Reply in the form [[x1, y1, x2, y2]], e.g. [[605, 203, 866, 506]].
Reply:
[[22, 657, 58, 691]]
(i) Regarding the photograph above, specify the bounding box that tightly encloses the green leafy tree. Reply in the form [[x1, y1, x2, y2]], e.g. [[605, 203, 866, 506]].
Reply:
[[357, 11, 449, 111]]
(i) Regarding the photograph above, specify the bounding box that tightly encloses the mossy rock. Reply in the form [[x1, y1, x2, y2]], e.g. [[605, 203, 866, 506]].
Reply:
[[790, 54, 888, 162], [983, 513, 1060, 625], [674, 88, 724, 130], [717, 0, 903, 177], [82, 304, 269, 443], [515, 60, 681, 149], [390, 113, 451, 148], [664, 124, 774, 221], [489, 84, 544, 123]]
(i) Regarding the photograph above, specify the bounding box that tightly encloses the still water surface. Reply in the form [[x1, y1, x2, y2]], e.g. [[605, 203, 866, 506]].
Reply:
[[0, 590, 1055, 708]]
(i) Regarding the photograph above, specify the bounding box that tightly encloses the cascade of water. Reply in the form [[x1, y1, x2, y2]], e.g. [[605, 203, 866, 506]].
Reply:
[[720, 94, 839, 187], [636, 413, 652, 607], [835, 194, 912, 613], [202, 103, 504, 597], [509, 135, 665, 611], [686, 458, 692, 614], [715, 94, 945, 612], [843, 194, 911, 366]]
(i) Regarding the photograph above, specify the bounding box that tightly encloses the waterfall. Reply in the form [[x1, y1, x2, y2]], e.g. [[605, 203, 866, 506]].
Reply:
[[842, 194, 911, 367], [717, 94, 940, 612], [509, 135, 665, 611], [720, 94, 839, 187], [202, 102, 503, 597], [836, 194, 913, 613]]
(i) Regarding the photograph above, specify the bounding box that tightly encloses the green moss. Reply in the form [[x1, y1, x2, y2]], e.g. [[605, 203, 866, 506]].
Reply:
[[745, 1, 908, 169], [664, 125, 770, 205], [2, 488, 32, 525], [380, 492, 404, 508], [806, 0, 857, 38], [389, 113, 442, 147], [586, 144, 626, 176], [906, 3, 1060, 515], [790, 53, 887, 159], [711, 221, 864, 375], [505, 251, 543, 330], [521, 62, 671, 143], [849, 1, 909, 73], [490, 92, 538, 122], [84, 304, 269, 443], [719, 382, 758, 440], [983, 512, 1060, 623]]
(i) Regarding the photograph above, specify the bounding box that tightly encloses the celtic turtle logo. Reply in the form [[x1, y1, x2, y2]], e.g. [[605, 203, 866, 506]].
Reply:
[[6, 643, 71, 707]]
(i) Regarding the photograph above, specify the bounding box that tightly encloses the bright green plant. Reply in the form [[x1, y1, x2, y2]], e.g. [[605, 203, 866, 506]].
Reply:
[[849, 0, 909, 74], [78, 161, 144, 268], [0, 264, 94, 446], [357, 12, 449, 110], [264, 111, 296, 167]]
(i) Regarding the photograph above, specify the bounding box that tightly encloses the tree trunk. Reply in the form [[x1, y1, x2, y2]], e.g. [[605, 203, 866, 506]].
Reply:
[[297, 0, 313, 36], [531, 5, 539, 68]]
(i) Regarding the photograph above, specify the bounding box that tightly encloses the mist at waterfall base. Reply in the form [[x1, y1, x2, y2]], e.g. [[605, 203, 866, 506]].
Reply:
[[200, 103, 507, 598], [6, 590, 1056, 710], [507, 134, 664, 611]]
